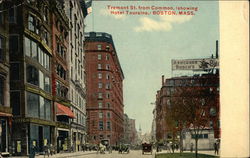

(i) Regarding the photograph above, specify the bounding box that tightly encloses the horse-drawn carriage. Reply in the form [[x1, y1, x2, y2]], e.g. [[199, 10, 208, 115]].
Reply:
[[142, 143, 152, 155], [118, 144, 130, 154]]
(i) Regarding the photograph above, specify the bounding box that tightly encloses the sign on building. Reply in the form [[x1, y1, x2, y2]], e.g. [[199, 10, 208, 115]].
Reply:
[[172, 58, 219, 71]]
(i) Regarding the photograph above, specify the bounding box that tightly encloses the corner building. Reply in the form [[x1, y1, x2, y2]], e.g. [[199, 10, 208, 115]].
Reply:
[[85, 32, 124, 146], [155, 73, 220, 150], [8, 0, 54, 155], [0, 2, 12, 154]]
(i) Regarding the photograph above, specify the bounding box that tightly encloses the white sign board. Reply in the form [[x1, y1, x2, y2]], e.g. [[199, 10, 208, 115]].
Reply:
[[172, 58, 219, 71]]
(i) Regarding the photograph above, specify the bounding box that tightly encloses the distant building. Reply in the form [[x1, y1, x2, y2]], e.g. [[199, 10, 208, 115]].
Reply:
[[85, 32, 124, 146], [151, 108, 156, 143], [123, 114, 137, 145]]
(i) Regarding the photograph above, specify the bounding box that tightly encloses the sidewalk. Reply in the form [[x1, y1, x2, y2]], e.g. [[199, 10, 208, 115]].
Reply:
[[7, 151, 96, 158], [156, 149, 220, 156]]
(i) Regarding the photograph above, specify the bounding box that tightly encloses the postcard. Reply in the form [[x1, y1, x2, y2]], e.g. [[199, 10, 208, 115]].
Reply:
[[0, 0, 248, 158]]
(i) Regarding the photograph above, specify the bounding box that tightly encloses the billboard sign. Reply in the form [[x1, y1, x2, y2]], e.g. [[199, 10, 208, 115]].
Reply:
[[172, 58, 219, 71]]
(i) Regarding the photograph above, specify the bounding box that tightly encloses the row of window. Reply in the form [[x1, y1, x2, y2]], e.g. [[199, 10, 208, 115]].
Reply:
[[98, 112, 111, 119], [56, 81, 68, 98], [27, 92, 52, 120], [98, 72, 110, 80], [167, 79, 219, 87], [96, 44, 110, 51], [56, 64, 67, 80], [72, 108, 86, 126], [98, 102, 111, 109], [26, 65, 51, 93], [57, 42, 66, 59], [28, 14, 49, 45], [70, 89, 85, 110], [25, 37, 51, 70], [97, 54, 110, 61], [190, 134, 209, 139], [97, 92, 111, 99], [98, 64, 110, 70], [98, 82, 111, 89], [98, 121, 111, 131]]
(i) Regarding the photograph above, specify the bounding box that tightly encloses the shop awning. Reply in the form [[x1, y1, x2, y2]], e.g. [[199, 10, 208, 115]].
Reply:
[[56, 103, 75, 118], [0, 112, 12, 117]]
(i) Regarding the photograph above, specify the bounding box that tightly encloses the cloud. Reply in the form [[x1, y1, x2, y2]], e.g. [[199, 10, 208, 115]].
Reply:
[[134, 15, 193, 32], [100, 9, 126, 20]]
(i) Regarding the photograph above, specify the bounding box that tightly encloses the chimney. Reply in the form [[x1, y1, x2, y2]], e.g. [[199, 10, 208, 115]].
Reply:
[[162, 75, 164, 86], [216, 40, 219, 58]]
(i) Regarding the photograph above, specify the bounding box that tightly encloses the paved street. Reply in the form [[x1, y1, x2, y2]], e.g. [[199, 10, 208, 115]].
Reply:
[[7, 149, 219, 158], [8, 150, 156, 158], [80, 150, 155, 158]]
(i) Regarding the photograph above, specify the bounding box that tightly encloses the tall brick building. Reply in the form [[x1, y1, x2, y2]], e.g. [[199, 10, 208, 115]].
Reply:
[[85, 32, 124, 146]]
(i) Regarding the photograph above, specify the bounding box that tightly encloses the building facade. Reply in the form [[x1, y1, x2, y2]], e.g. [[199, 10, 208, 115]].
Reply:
[[0, 0, 90, 155], [155, 73, 220, 149], [63, 0, 87, 152], [0, 1, 12, 154], [8, 0, 54, 155], [50, 1, 74, 153], [151, 108, 156, 143], [85, 32, 124, 146], [123, 114, 137, 145], [155, 77, 168, 143]]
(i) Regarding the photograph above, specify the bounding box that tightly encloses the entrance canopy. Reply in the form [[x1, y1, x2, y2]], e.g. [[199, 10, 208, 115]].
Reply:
[[56, 103, 75, 118]]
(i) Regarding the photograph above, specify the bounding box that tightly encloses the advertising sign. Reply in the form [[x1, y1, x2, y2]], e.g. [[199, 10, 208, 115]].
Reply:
[[172, 58, 219, 71]]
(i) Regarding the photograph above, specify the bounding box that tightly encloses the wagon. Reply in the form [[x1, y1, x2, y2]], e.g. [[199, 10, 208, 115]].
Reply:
[[142, 143, 152, 154]]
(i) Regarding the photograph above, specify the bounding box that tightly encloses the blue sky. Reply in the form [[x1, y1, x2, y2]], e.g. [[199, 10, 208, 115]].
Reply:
[[85, 1, 219, 133]]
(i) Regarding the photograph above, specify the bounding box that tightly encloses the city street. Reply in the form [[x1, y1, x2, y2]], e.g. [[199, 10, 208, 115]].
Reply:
[[81, 150, 155, 158], [25, 150, 156, 158]]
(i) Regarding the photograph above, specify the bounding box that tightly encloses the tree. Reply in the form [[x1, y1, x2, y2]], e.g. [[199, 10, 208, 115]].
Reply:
[[166, 80, 217, 158]]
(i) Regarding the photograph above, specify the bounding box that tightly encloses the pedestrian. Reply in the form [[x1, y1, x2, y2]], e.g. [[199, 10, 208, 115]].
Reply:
[[190, 143, 193, 153], [108, 146, 112, 153], [214, 141, 218, 155], [29, 145, 36, 158], [176, 144, 179, 151], [171, 143, 175, 153]]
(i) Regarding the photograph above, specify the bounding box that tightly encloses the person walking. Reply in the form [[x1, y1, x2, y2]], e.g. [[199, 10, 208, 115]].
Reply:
[[190, 143, 194, 153], [214, 141, 219, 155], [29, 145, 36, 158]]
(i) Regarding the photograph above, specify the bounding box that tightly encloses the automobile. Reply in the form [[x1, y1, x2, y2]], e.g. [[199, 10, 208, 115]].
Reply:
[[142, 143, 152, 155]]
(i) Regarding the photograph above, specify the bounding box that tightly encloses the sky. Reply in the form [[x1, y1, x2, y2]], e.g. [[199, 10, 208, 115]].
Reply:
[[84, 1, 219, 134]]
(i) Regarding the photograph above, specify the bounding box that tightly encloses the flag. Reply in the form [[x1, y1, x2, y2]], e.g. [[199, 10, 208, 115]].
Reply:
[[86, 0, 92, 14]]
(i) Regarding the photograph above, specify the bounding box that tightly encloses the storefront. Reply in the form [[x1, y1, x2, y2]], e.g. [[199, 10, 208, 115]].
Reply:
[[57, 129, 69, 152], [0, 111, 12, 154], [56, 102, 75, 153], [29, 124, 52, 153]]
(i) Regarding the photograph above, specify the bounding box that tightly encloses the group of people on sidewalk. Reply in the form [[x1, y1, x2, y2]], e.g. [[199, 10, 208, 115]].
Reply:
[[29, 144, 56, 158]]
